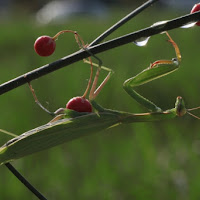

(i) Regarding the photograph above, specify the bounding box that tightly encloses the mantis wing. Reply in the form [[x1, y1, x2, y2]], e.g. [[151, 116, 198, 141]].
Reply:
[[0, 112, 120, 165]]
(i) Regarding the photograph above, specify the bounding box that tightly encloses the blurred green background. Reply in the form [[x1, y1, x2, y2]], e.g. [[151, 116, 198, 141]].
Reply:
[[1, 1, 200, 200]]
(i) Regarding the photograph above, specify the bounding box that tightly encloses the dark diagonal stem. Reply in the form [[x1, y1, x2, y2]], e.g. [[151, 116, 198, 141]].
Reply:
[[5, 163, 47, 200], [0, 11, 199, 96], [89, 0, 159, 46]]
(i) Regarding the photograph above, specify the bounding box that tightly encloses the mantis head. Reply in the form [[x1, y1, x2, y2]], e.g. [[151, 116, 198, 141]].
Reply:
[[175, 96, 187, 117], [175, 96, 200, 119]]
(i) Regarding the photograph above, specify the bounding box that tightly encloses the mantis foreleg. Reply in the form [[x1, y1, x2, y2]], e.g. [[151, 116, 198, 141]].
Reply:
[[123, 32, 181, 112]]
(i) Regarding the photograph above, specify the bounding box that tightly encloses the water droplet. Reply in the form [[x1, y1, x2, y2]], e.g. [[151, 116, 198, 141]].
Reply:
[[150, 21, 168, 34], [180, 22, 196, 28], [133, 37, 150, 47], [151, 20, 168, 27]]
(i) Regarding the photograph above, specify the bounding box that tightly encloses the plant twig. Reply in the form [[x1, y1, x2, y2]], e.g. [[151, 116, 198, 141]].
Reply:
[[5, 163, 47, 200], [0, 11, 199, 96], [89, 0, 159, 46]]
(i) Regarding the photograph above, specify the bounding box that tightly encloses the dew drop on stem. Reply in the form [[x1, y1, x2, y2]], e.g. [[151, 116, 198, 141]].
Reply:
[[180, 22, 196, 28], [133, 37, 150, 47]]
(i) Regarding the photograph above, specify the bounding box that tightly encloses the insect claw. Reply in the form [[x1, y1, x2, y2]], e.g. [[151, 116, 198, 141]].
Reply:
[[54, 108, 65, 115], [148, 62, 153, 69], [48, 114, 65, 123]]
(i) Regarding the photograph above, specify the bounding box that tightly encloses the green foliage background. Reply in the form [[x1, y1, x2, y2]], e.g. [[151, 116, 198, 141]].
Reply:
[[0, 7, 200, 200]]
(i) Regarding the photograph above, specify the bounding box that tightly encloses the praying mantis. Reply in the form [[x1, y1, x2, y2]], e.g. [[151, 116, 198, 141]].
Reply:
[[0, 32, 198, 165]]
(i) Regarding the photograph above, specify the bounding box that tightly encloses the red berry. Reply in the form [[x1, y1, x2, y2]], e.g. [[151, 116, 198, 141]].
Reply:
[[191, 3, 200, 26], [66, 97, 92, 112], [34, 36, 56, 56]]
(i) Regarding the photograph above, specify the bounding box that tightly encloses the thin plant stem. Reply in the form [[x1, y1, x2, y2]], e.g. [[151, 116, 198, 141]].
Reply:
[[5, 163, 47, 200], [89, 0, 159, 46], [0, 11, 199, 96]]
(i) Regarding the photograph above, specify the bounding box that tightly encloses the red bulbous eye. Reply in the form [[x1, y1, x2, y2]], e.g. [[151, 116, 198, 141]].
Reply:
[[66, 97, 92, 113], [191, 3, 200, 26], [34, 36, 56, 57]]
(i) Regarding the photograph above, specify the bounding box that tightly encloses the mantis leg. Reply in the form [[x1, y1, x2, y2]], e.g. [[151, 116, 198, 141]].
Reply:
[[28, 82, 56, 116], [88, 62, 113, 100], [28, 55, 113, 116], [123, 32, 181, 112]]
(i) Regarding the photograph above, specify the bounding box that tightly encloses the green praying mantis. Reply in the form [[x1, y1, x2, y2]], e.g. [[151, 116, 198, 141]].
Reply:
[[0, 32, 199, 165]]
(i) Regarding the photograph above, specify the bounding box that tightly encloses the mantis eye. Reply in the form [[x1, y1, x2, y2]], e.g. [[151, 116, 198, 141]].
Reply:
[[172, 58, 179, 66]]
